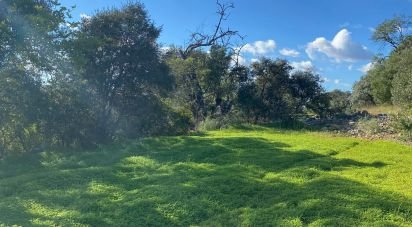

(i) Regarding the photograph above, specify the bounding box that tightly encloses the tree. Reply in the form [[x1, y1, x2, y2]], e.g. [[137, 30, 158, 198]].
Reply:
[[0, 67, 45, 156], [390, 36, 412, 107], [372, 15, 412, 50], [0, 0, 69, 70], [351, 77, 375, 109], [180, 1, 242, 59], [203, 45, 234, 115], [42, 76, 104, 148], [72, 2, 174, 138], [0, 0, 70, 156], [166, 50, 208, 124], [366, 63, 394, 104], [289, 71, 326, 116], [252, 59, 293, 121], [236, 58, 327, 122], [326, 90, 351, 116], [353, 16, 412, 109], [360, 33, 412, 108]]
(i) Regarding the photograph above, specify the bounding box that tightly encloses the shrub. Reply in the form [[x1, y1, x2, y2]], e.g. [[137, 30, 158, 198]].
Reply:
[[351, 77, 375, 109], [391, 110, 412, 141], [327, 90, 352, 117], [198, 112, 243, 131], [356, 118, 383, 135]]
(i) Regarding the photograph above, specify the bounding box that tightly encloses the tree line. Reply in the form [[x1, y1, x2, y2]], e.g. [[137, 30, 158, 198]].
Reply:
[[352, 16, 412, 109], [0, 0, 410, 157]]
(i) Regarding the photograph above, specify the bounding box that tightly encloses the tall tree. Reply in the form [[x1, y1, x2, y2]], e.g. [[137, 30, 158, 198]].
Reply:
[[72, 2, 173, 138], [351, 76, 375, 109], [237, 58, 327, 122], [372, 15, 412, 50], [166, 50, 209, 124], [289, 71, 327, 116], [389, 36, 412, 107], [0, 0, 70, 156]]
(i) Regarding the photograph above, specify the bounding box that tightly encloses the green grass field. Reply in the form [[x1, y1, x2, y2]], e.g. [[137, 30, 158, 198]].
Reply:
[[1, 125, 412, 226]]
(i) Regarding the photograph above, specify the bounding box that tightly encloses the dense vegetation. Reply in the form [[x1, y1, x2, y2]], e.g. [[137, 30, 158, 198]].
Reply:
[[352, 16, 412, 108], [0, 1, 411, 158], [0, 0, 334, 157], [1, 1, 411, 225], [1, 126, 412, 226]]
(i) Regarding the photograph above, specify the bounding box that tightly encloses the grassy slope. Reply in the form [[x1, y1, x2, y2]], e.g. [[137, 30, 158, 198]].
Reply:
[[1, 126, 412, 226]]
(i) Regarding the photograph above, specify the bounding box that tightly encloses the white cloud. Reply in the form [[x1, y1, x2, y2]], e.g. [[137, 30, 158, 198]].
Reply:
[[160, 46, 171, 53], [306, 29, 373, 62], [242, 40, 276, 55], [291, 61, 315, 72], [322, 76, 352, 88], [237, 55, 247, 65], [359, 62, 375, 74], [339, 22, 350, 28], [322, 77, 331, 83], [251, 58, 259, 63], [80, 13, 92, 20], [348, 65, 353, 71], [230, 54, 249, 66], [279, 48, 300, 57]]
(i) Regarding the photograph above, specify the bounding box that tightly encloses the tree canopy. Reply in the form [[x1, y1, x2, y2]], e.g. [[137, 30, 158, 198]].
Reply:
[[1, 1, 410, 158]]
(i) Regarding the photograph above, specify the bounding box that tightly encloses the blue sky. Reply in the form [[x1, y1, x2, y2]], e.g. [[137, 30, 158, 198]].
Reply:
[[59, 0, 412, 91]]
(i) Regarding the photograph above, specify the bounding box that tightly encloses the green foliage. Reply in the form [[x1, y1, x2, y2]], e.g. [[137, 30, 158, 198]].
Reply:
[[390, 36, 412, 107], [237, 58, 327, 122], [356, 118, 383, 135], [326, 90, 351, 116], [363, 35, 412, 107], [372, 15, 412, 49], [43, 77, 103, 148], [391, 110, 412, 140], [71, 2, 174, 139], [289, 71, 328, 117], [0, 63, 45, 157], [197, 117, 226, 131], [0, 1, 187, 156], [166, 50, 209, 123], [0, 0, 78, 156], [197, 111, 243, 131], [367, 63, 394, 104], [166, 46, 235, 124], [1, 127, 412, 225], [352, 16, 412, 110], [351, 76, 375, 109], [0, 0, 69, 67], [0, 0, 358, 158]]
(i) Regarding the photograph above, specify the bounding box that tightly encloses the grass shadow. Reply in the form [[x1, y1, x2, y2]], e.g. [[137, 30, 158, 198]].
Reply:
[[0, 134, 410, 226]]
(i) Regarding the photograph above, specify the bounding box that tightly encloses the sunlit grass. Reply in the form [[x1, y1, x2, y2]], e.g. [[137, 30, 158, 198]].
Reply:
[[359, 104, 401, 115], [1, 125, 412, 226]]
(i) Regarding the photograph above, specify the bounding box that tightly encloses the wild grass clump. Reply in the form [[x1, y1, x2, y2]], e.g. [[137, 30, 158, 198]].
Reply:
[[356, 117, 383, 135]]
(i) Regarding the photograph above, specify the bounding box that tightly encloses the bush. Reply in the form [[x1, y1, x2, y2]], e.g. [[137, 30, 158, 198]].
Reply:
[[197, 112, 243, 131], [391, 110, 412, 141], [351, 77, 375, 109], [327, 90, 352, 117], [392, 70, 412, 108], [356, 118, 383, 135]]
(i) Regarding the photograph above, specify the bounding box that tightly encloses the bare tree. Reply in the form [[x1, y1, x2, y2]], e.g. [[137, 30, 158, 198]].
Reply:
[[179, 0, 243, 59]]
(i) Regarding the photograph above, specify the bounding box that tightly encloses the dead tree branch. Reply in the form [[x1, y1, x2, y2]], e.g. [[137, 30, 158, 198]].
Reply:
[[180, 0, 243, 59]]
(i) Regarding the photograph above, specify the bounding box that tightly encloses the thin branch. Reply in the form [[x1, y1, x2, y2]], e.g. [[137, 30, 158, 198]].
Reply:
[[181, 0, 241, 59]]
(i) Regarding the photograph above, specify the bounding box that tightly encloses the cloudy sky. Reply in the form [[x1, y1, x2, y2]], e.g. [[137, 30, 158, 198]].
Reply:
[[60, 0, 412, 91]]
